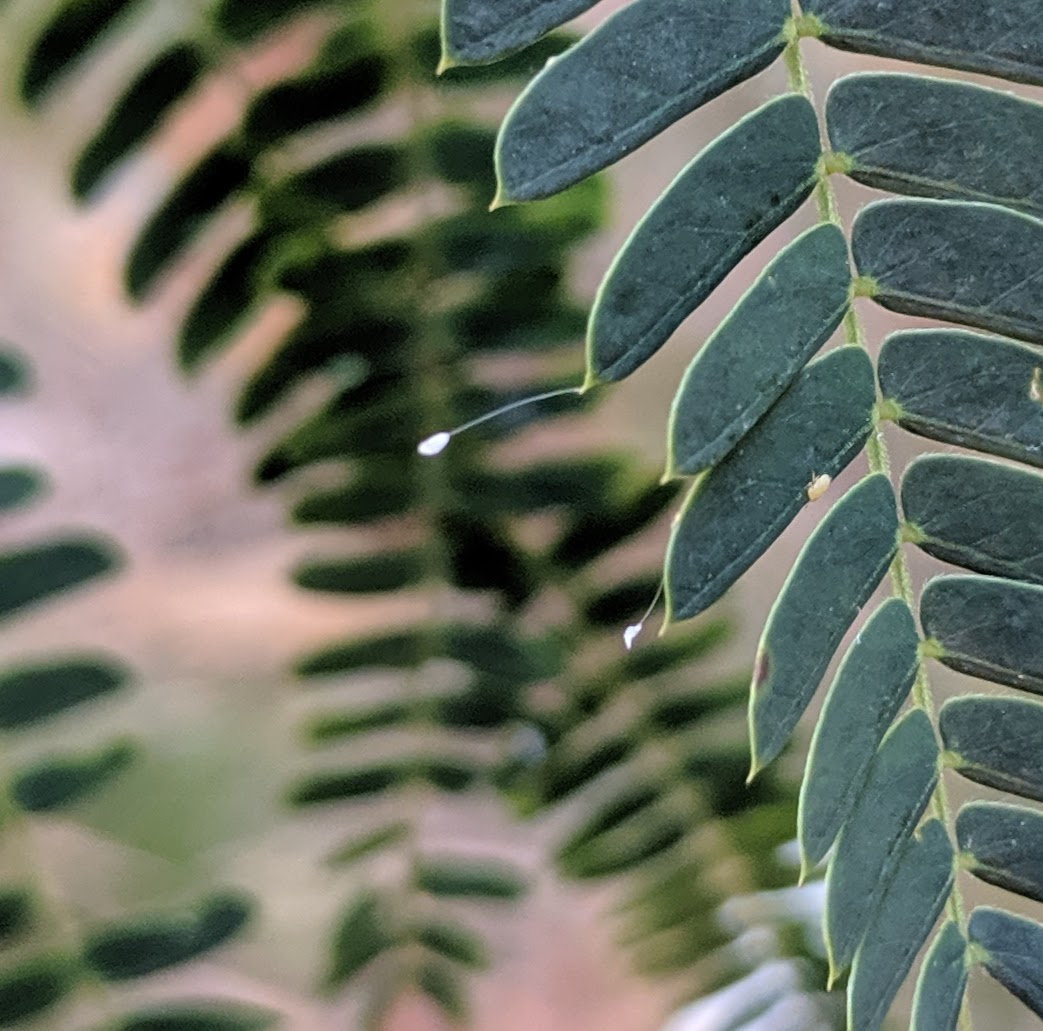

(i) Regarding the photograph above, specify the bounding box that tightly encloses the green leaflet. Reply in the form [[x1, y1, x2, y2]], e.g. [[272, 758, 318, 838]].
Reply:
[[73, 43, 206, 200], [113, 1003, 277, 1031], [416, 920, 488, 969], [665, 347, 875, 624], [911, 922, 969, 1031], [969, 907, 1043, 1020], [415, 859, 525, 900], [853, 199, 1043, 347], [12, 741, 134, 812], [416, 961, 466, 1022], [327, 823, 410, 868], [849, 820, 954, 1031], [0, 351, 28, 396], [921, 575, 1043, 694], [940, 695, 1043, 802], [0, 468, 42, 512], [0, 660, 127, 729], [84, 892, 252, 981], [825, 708, 939, 976], [667, 224, 850, 474], [493, 0, 791, 202], [126, 144, 251, 299], [903, 455, 1043, 586], [440, 0, 598, 64], [588, 95, 822, 383], [20, 0, 148, 105], [0, 954, 76, 1026], [799, 597, 919, 870], [0, 539, 118, 621], [293, 550, 427, 595], [295, 631, 426, 677], [750, 474, 897, 774], [0, 889, 34, 946], [878, 330, 1043, 468], [957, 801, 1043, 904], [827, 73, 1043, 219], [804, 0, 1043, 86], [325, 889, 396, 990]]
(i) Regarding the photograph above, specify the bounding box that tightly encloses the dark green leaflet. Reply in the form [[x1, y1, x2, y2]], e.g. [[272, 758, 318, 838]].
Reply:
[[921, 575, 1043, 695], [903, 455, 1043, 586], [665, 347, 875, 624], [667, 223, 851, 474], [588, 95, 821, 383], [957, 801, 1043, 903], [911, 922, 968, 1031], [853, 199, 1043, 347], [827, 73, 1043, 219], [799, 598, 919, 870], [750, 474, 898, 774], [969, 907, 1043, 1019], [878, 330, 1043, 468], [494, 0, 791, 201], [440, 0, 598, 64], [825, 709, 938, 975], [848, 820, 953, 1031], [940, 695, 1043, 802], [805, 0, 1043, 86]]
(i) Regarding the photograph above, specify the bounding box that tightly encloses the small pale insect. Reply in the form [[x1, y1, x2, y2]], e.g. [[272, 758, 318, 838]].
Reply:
[[1030, 367, 1042, 403], [806, 473, 831, 502]]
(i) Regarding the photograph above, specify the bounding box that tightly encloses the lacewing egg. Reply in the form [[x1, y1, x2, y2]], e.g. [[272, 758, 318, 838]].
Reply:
[[806, 473, 831, 502]]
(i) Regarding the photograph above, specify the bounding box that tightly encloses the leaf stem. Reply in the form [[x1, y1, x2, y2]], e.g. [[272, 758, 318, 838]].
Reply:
[[784, 19, 974, 1031]]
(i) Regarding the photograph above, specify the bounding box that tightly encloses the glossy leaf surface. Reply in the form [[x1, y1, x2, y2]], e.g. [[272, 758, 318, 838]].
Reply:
[[494, 0, 791, 201], [825, 709, 939, 974], [879, 330, 1043, 468], [668, 224, 850, 473], [940, 695, 1043, 802], [799, 598, 919, 869], [921, 575, 1043, 694], [666, 347, 875, 623], [849, 820, 954, 1031], [854, 199, 1043, 347], [828, 73, 1043, 218], [588, 95, 821, 382]]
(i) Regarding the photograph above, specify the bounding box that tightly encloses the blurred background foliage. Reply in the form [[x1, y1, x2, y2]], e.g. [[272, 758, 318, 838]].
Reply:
[[0, 1, 995, 1029]]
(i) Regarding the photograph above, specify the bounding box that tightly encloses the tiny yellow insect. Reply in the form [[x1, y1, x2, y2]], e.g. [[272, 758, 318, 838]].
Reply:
[[806, 473, 831, 502], [1030, 367, 1042, 403]]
